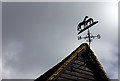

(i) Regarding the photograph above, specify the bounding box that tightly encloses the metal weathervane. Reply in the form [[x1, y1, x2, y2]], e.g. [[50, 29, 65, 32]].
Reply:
[[77, 16, 101, 46]]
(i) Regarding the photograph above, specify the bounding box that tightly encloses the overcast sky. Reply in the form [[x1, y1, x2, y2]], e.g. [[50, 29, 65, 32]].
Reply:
[[2, 2, 118, 80]]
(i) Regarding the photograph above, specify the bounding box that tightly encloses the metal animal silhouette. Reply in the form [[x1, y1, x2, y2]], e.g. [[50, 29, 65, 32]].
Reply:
[[77, 16, 98, 35]]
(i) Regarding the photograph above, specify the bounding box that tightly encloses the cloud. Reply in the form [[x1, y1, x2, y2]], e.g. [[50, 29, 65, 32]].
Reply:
[[92, 40, 118, 78], [2, 41, 24, 79]]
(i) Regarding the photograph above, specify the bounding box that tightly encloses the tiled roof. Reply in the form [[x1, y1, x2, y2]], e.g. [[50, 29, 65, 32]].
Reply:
[[35, 43, 110, 81]]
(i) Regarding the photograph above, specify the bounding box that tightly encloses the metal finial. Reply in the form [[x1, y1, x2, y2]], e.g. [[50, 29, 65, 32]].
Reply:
[[77, 16, 100, 46]]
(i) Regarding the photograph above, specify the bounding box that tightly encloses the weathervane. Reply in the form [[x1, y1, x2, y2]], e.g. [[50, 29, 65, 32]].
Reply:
[[77, 16, 101, 46]]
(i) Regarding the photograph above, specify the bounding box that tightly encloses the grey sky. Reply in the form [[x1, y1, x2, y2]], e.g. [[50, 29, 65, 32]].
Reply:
[[118, 1, 120, 81], [0, 2, 2, 80], [2, 2, 118, 79], [1, 0, 119, 2]]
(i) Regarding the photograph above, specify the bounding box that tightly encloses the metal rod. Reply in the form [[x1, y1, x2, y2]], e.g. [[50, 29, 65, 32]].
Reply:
[[88, 29, 91, 46]]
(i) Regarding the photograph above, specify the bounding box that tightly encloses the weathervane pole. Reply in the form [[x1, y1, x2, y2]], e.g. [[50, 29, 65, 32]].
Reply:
[[88, 29, 91, 46]]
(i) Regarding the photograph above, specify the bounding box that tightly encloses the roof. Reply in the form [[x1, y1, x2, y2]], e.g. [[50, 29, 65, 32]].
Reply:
[[35, 43, 111, 81]]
